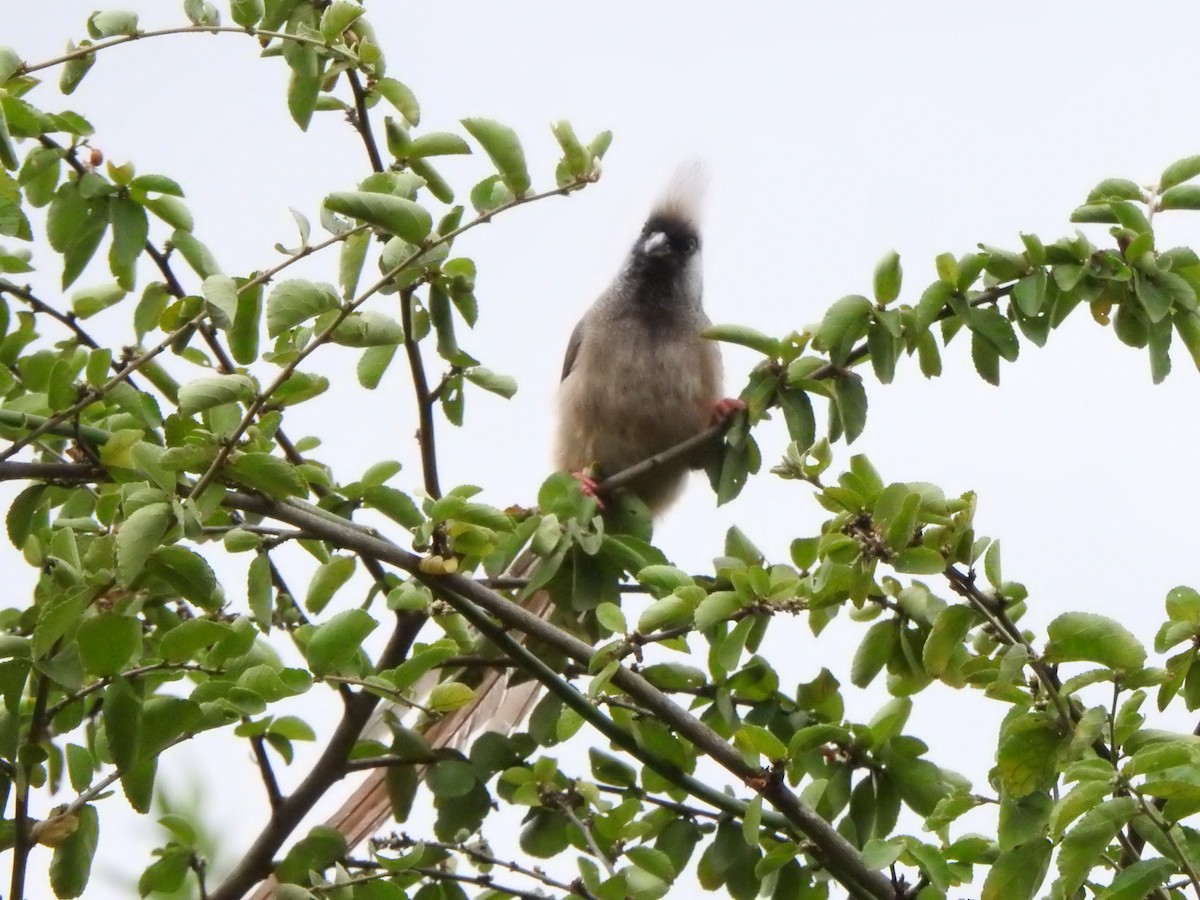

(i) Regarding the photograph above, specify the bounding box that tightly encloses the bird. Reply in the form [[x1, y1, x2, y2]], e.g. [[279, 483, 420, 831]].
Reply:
[[555, 165, 738, 512], [254, 169, 738, 894]]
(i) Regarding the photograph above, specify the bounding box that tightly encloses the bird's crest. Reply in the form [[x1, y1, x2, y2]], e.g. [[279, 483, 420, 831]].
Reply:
[[649, 162, 708, 226]]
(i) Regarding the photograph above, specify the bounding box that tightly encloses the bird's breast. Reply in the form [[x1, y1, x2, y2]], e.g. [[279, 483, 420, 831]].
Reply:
[[555, 319, 721, 480]]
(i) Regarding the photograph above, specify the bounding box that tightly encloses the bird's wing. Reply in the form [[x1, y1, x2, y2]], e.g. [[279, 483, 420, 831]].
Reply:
[[560, 318, 586, 381]]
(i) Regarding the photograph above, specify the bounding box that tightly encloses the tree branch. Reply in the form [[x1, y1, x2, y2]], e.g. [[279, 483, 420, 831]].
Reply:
[[220, 489, 897, 900], [10, 673, 50, 900]]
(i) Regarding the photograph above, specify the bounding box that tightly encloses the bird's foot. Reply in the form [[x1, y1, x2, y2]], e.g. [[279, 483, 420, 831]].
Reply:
[[572, 471, 605, 509], [711, 397, 748, 424]]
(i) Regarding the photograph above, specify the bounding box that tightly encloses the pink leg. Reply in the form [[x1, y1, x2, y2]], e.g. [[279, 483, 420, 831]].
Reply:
[[711, 397, 747, 424], [571, 471, 605, 509]]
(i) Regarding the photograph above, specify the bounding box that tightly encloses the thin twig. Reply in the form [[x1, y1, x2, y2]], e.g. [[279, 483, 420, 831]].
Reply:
[[943, 566, 1077, 729], [0, 280, 141, 388], [45, 661, 219, 720], [0, 226, 362, 462], [342, 753, 439, 772], [554, 794, 616, 877], [371, 835, 602, 900], [188, 180, 590, 500], [249, 734, 284, 811], [20, 25, 360, 77], [346, 69, 384, 174], [399, 286, 441, 499]]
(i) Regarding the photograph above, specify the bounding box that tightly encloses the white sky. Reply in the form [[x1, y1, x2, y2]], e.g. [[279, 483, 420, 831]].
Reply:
[[7, 2, 1200, 897]]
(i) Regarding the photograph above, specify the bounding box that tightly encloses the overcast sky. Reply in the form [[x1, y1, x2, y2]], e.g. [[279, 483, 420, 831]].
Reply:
[[7, 2, 1200, 897]]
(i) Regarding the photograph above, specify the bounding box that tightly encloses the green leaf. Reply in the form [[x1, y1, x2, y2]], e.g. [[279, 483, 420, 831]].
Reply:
[[357, 345, 396, 389], [160, 618, 231, 663], [817, 294, 872, 362], [116, 501, 172, 585], [338, 228, 369, 299], [331, 311, 404, 347], [305, 609, 377, 676], [832, 371, 867, 443], [851, 619, 896, 688], [1096, 858, 1178, 900], [1160, 184, 1200, 211], [285, 61, 320, 131], [1049, 780, 1114, 841], [922, 606, 975, 677], [1086, 178, 1143, 203], [71, 282, 126, 319], [230, 0, 264, 27], [404, 132, 472, 158], [980, 838, 1051, 900], [1012, 270, 1046, 316], [319, 0, 363, 39], [201, 274, 239, 329], [230, 280, 262, 364], [0, 46, 21, 83], [914, 281, 953, 332], [226, 452, 307, 498], [248, 553, 272, 630], [183, 0, 219, 26], [324, 192, 432, 243], [178, 374, 256, 414], [1161, 155, 1200, 190], [1050, 798, 1137, 899], [428, 681, 476, 713], [265, 279, 340, 336], [47, 184, 108, 289], [462, 118, 531, 196], [1045, 612, 1146, 670], [464, 367, 517, 398], [968, 307, 1019, 361], [873, 250, 902, 304], [551, 120, 591, 179], [49, 804, 100, 899], [637, 595, 693, 633], [1167, 585, 1200, 624], [1135, 272, 1174, 323], [996, 713, 1064, 798], [143, 195, 193, 231], [971, 331, 1000, 385], [737, 723, 787, 760], [147, 546, 221, 609], [702, 323, 781, 357], [108, 196, 147, 290], [375, 79, 420, 125], [87, 10, 140, 37], [893, 547, 944, 574], [694, 591, 745, 631], [78, 612, 141, 676], [305, 555, 356, 614], [59, 42, 96, 95]]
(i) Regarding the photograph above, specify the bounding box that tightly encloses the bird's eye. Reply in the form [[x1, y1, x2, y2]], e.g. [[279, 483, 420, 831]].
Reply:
[[682, 237, 698, 253]]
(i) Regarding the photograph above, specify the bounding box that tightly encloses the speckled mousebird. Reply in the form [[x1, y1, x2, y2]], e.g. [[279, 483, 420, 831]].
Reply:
[[247, 170, 741, 894]]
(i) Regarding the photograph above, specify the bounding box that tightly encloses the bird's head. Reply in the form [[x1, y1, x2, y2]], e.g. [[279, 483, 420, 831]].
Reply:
[[626, 165, 706, 306]]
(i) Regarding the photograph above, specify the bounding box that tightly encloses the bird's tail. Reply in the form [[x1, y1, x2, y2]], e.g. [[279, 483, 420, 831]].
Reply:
[[248, 551, 551, 898]]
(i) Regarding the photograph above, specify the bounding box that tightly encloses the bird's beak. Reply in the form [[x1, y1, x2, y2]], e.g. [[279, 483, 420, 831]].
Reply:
[[640, 231, 670, 257]]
